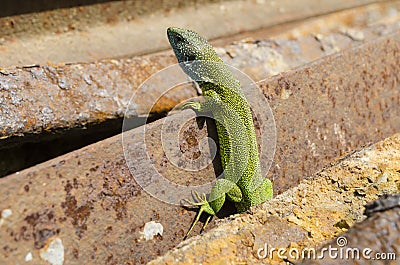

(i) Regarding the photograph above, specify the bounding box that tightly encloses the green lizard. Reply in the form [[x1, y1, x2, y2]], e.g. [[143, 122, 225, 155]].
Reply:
[[167, 27, 273, 237]]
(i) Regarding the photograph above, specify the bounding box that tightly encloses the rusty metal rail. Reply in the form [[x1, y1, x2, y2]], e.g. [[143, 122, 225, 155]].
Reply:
[[0, 30, 399, 264], [0, 0, 392, 67], [1, 21, 399, 177], [1, 22, 398, 141]]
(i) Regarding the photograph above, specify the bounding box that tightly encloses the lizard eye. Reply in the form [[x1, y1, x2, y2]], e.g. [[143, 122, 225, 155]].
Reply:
[[175, 34, 184, 43]]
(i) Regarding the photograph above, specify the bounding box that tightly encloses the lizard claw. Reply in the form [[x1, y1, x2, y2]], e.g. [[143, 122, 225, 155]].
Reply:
[[183, 191, 208, 207], [183, 191, 214, 239], [194, 191, 207, 203]]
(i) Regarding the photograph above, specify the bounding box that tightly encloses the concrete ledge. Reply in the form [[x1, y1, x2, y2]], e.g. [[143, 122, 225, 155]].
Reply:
[[300, 194, 400, 264]]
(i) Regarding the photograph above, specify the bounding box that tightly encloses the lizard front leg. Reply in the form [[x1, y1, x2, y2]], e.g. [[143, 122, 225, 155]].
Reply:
[[181, 88, 223, 112]]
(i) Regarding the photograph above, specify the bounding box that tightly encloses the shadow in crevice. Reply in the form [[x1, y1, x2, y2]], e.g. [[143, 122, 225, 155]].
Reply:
[[0, 0, 120, 17], [0, 114, 164, 178]]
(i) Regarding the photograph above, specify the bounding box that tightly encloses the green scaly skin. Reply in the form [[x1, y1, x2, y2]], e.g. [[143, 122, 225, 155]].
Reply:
[[167, 27, 273, 237]]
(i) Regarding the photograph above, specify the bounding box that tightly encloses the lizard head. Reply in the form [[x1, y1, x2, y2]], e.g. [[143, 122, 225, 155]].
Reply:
[[167, 27, 221, 63]]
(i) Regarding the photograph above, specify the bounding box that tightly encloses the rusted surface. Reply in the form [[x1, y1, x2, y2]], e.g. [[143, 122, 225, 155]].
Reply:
[[0, 56, 184, 139], [0, 0, 393, 67], [149, 134, 400, 264], [262, 32, 400, 194], [300, 194, 400, 264], [2, 21, 399, 178], [0, 21, 398, 141], [0, 32, 399, 264], [0, 56, 195, 176], [220, 21, 400, 81], [0, 112, 219, 265], [0, 0, 226, 35]]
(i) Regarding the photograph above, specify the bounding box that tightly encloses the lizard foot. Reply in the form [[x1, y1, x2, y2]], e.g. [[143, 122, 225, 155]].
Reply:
[[183, 191, 208, 206], [183, 191, 215, 239]]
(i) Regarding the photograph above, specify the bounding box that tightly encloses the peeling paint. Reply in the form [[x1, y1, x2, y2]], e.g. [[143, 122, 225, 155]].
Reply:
[[39, 237, 64, 265], [1, 209, 12, 218], [141, 221, 163, 241], [0, 209, 12, 228], [25, 252, 33, 262]]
